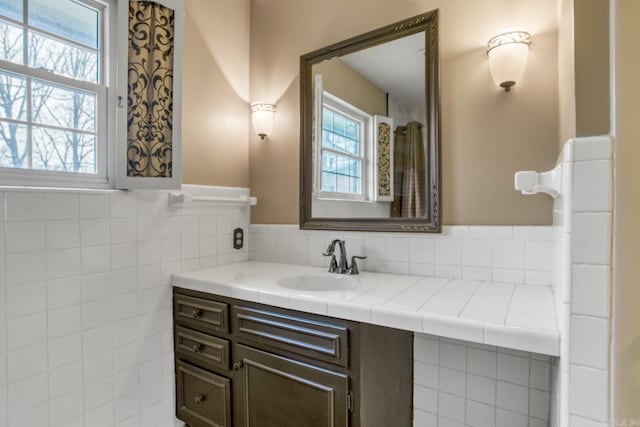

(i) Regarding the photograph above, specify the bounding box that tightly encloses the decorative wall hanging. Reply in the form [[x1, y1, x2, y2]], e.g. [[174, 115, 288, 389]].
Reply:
[[374, 115, 394, 202], [127, 1, 175, 177]]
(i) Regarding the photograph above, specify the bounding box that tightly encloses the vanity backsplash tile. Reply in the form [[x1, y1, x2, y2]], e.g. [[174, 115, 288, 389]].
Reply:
[[250, 224, 553, 286]]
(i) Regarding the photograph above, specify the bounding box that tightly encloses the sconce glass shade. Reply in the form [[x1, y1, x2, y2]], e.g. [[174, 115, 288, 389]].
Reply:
[[251, 103, 276, 139], [487, 31, 531, 91]]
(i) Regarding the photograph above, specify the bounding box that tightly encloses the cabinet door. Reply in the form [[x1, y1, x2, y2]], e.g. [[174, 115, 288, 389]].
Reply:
[[235, 344, 349, 427]]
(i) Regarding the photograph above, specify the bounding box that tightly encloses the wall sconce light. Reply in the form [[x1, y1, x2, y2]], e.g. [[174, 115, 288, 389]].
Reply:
[[487, 30, 531, 92], [251, 103, 276, 140]]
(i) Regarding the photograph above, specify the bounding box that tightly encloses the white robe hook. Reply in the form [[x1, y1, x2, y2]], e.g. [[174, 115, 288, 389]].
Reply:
[[514, 165, 562, 198]]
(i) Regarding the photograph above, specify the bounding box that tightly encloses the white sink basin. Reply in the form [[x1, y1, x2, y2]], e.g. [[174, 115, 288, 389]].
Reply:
[[277, 273, 360, 291]]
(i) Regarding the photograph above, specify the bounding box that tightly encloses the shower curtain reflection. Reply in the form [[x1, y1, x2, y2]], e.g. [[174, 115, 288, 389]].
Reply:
[[391, 122, 427, 218]]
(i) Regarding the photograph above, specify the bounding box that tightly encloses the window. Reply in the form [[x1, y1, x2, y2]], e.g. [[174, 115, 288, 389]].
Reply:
[[318, 92, 371, 200], [0, 0, 110, 187]]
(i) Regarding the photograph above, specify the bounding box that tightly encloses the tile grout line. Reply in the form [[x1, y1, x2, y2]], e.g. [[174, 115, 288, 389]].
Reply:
[[44, 194, 53, 426], [1, 192, 7, 425], [494, 343, 499, 427]]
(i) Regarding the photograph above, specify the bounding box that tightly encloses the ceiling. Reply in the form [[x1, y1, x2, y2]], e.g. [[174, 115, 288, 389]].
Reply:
[[341, 32, 425, 112]]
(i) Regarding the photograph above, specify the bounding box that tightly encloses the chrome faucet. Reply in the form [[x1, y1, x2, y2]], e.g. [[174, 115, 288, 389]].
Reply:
[[322, 239, 367, 274]]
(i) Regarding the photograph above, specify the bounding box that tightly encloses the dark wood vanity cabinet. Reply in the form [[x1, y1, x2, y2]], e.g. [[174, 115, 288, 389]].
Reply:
[[173, 287, 413, 427]]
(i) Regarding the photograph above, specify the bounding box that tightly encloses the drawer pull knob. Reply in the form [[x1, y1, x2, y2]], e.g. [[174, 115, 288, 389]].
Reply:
[[191, 309, 202, 319], [194, 394, 206, 404], [192, 343, 203, 353], [232, 361, 244, 371]]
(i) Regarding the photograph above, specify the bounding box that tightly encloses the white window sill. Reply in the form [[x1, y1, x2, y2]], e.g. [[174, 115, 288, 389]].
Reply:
[[315, 197, 388, 204], [0, 185, 127, 195]]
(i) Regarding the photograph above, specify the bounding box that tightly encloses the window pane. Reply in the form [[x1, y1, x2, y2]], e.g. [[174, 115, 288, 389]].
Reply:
[[334, 133, 347, 153], [29, 31, 98, 82], [345, 121, 358, 140], [323, 130, 360, 156], [0, 121, 27, 168], [32, 126, 95, 173], [321, 171, 336, 193], [322, 108, 333, 132], [322, 108, 360, 156], [0, 1, 103, 180], [0, 20, 23, 64], [335, 155, 360, 178], [323, 108, 338, 132], [321, 151, 335, 174], [323, 107, 360, 138], [336, 174, 350, 193], [0, 70, 26, 120], [32, 79, 96, 132], [351, 177, 360, 194], [344, 138, 358, 156], [0, 0, 22, 22], [321, 151, 361, 195], [333, 113, 345, 136], [322, 130, 335, 150], [29, 0, 98, 48]]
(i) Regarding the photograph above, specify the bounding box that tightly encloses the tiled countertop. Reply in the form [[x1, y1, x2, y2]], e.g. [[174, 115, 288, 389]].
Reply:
[[171, 261, 559, 356]]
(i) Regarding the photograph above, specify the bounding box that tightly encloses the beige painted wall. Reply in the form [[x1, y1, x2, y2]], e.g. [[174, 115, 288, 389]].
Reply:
[[249, 0, 559, 225], [558, 0, 576, 146], [314, 59, 387, 116], [612, 0, 640, 417], [574, 0, 610, 138], [181, 0, 250, 187]]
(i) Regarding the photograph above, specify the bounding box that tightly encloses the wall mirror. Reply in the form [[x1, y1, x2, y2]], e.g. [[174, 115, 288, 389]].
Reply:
[[300, 10, 440, 232]]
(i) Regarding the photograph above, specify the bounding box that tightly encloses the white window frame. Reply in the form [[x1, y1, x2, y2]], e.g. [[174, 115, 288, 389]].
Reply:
[[0, 0, 116, 189], [316, 91, 373, 202]]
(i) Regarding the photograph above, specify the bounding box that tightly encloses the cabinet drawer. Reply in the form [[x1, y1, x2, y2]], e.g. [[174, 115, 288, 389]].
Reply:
[[176, 361, 232, 427], [175, 294, 229, 334], [232, 306, 349, 367], [176, 326, 230, 370]]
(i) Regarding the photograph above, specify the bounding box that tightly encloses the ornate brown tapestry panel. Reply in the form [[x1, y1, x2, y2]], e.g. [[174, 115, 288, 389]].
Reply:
[[377, 122, 391, 197], [127, 1, 175, 177]]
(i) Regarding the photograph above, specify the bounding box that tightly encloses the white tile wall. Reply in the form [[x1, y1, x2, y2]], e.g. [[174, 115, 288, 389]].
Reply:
[[0, 185, 250, 427], [549, 136, 612, 427], [413, 335, 552, 427], [250, 225, 553, 286]]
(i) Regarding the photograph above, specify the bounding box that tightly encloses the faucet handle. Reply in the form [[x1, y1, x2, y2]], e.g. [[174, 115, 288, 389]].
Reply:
[[322, 241, 336, 256], [322, 246, 334, 257], [349, 256, 367, 275]]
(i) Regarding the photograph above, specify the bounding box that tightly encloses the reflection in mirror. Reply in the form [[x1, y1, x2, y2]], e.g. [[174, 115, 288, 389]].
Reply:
[[311, 32, 427, 219], [300, 10, 440, 232]]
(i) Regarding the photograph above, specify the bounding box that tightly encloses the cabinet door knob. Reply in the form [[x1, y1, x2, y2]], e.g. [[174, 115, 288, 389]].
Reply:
[[194, 394, 206, 404], [192, 343, 203, 353], [191, 309, 202, 319], [232, 361, 244, 371]]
